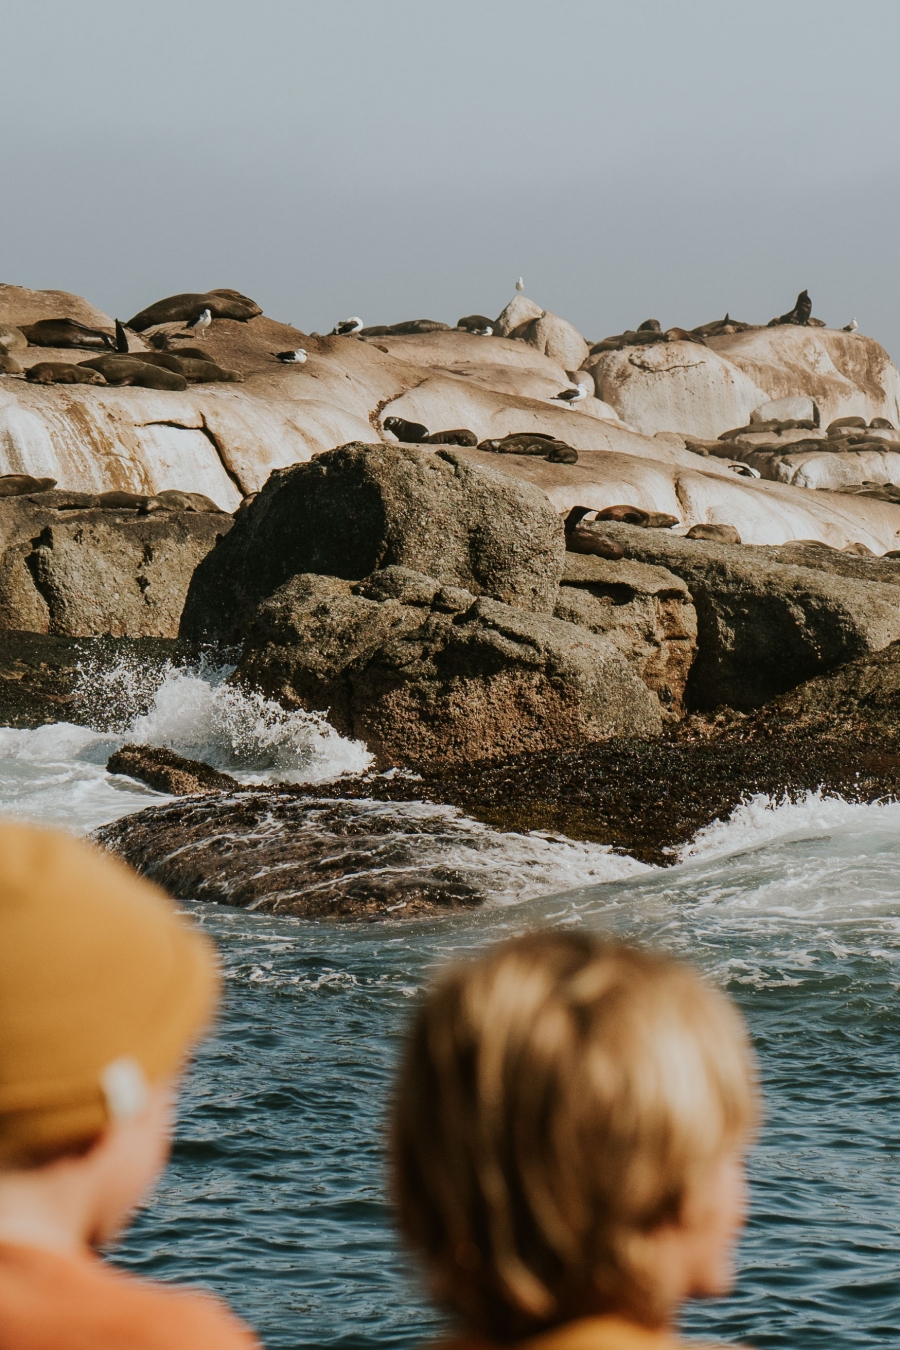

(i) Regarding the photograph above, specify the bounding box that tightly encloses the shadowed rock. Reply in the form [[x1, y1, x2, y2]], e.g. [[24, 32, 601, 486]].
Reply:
[[181, 442, 566, 642]]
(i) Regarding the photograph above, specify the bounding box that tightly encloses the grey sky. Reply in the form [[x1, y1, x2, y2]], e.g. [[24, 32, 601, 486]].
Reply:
[[3, 0, 899, 353]]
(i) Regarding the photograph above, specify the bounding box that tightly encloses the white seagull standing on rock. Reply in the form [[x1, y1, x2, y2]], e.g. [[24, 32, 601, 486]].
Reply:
[[550, 380, 589, 408], [332, 317, 363, 335], [516, 277, 525, 292], [185, 307, 212, 338], [274, 348, 308, 363], [842, 317, 858, 332]]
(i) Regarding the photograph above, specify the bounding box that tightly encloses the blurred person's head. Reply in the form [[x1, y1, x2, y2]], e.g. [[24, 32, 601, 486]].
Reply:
[[391, 931, 757, 1341], [0, 823, 218, 1251]]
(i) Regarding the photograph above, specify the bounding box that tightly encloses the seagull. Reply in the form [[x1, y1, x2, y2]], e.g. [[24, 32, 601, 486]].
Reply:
[[185, 307, 212, 338], [842, 318, 858, 332], [550, 380, 589, 407], [332, 317, 363, 335], [473, 324, 493, 336], [274, 348, 308, 363], [515, 277, 525, 292]]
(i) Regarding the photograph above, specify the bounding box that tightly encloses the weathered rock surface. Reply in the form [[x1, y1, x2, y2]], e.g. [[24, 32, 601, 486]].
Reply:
[[95, 793, 488, 919], [181, 443, 565, 641], [0, 492, 232, 637], [587, 327, 900, 440], [554, 554, 697, 717], [591, 522, 900, 708], [106, 744, 238, 795], [513, 312, 590, 370], [234, 567, 662, 767]]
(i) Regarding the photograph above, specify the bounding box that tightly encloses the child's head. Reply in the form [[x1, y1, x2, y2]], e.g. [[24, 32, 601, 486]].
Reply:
[[391, 931, 757, 1340], [0, 823, 218, 1246]]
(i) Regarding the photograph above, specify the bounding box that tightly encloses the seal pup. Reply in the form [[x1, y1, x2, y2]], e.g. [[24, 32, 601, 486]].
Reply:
[[275, 348, 307, 363], [563, 507, 625, 560], [332, 317, 363, 335], [0, 354, 23, 375], [0, 325, 27, 353], [19, 319, 115, 350], [544, 442, 578, 464], [383, 415, 430, 442], [26, 363, 106, 385], [550, 381, 589, 407], [686, 523, 741, 545], [425, 429, 478, 447], [843, 318, 859, 332], [184, 307, 212, 339]]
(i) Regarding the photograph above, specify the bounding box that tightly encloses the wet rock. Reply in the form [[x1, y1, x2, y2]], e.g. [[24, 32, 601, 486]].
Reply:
[[554, 554, 697, 717], [588, 522, 900, 708], [106, 744, 238, 795], [0, 492, 232, 637], [234, 566, 662, 767], [181, 442, 565, 642], [94, 793, 486, 919], [0, 631, 193, 728]]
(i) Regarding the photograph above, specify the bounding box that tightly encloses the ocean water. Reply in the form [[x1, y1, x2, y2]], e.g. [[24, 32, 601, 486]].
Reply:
[[4, 661, 900, 1348]]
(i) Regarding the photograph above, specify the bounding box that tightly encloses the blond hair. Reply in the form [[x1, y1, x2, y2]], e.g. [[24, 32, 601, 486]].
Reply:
[[390, 931, 757, 1340]]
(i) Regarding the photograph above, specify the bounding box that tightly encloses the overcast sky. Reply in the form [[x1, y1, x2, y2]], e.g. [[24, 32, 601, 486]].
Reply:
[[2, 0, 899, 353]]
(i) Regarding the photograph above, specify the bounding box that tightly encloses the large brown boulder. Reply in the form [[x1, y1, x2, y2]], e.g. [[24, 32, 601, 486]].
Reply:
[[0, 492, 232, 637], [592, 522, 900, 708], [181, 442, 566, 642], [234, 567, 662, 768], [0, 285, 113, 331], [554, 553, 697, 717]]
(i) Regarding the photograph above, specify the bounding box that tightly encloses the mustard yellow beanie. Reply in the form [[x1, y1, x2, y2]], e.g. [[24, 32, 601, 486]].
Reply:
[[0, 822, 219, 1168]]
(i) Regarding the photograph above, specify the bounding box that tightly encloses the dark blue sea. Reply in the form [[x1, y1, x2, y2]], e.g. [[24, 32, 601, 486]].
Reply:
[[1, 662, 898, 1347]]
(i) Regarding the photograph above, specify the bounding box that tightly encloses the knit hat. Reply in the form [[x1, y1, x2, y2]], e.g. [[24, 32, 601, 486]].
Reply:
[[0, 822, 219, 1169]]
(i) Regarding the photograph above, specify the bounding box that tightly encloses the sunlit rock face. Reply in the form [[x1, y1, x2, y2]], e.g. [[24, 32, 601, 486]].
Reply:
[[3, 287, 900, 553], [587, 328, 900, 439]]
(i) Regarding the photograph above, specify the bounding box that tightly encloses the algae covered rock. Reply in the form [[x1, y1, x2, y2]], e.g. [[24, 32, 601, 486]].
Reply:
[[181, 442, 566, 641]]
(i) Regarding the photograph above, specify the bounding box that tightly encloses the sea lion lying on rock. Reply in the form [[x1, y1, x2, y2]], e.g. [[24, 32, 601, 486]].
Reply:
[[686, 523, 742, 545], [479, 432, 578, 463], [0, 325, 27, 353], [0, 354, 23, 375], [0, 474, 56, 497], [19, 319, 115, 350], [564, 507, 626, 560], [594, 505, 679, 529], [360, 320, 451, 336], [126, 288, 262, 330], [79, 355, 187, 391], [545, 442, 579, 464], [383, 416, 430, 443], [425, 429, 478, 447], [177, 358, 243, 383], [155, 489, 223, 513], [95, 490, 162, 512], [26, 363, 106, 386]]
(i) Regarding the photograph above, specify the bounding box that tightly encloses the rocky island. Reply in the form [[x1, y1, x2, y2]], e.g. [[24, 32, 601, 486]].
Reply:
[[2, 281, 900, 917]]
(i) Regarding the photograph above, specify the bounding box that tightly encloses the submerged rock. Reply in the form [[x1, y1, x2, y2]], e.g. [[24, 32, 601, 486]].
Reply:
[[234, 566, 662, 767], [95, 793, 487, 919], [106, 744, 238, 795], [181, 442, 565, 641]]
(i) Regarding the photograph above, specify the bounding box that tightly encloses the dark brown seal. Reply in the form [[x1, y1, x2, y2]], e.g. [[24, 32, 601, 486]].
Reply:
[[19, 319, 115, 350], [126, 289, 262, 330], [79, 356, 187, 391], [425, 429, 478, 447], [26, 363, 106, 385], [563, 507, 625, 560], [383, 416, 430, 442]]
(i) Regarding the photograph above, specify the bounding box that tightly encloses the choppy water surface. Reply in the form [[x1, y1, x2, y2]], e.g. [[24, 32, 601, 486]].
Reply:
[[3, 662, 900, 1347]]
